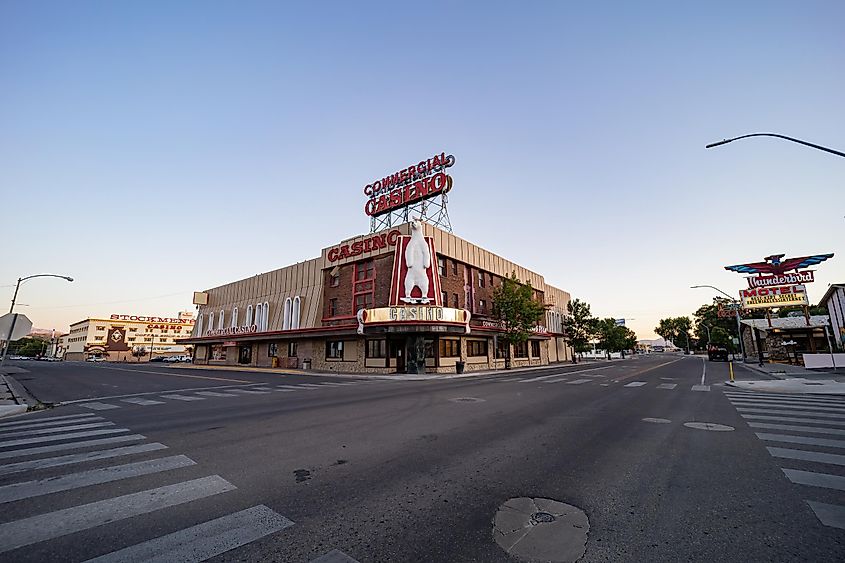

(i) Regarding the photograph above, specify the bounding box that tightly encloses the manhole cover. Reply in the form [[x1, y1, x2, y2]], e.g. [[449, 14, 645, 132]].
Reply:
[[683, 422, 735, 431], [448, 397, 486, 403], [493, 497, 588, 562], [642, 417, 671, 424]]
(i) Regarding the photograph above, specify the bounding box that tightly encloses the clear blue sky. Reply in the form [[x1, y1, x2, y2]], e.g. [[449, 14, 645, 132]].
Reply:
[[2, 1, 843, 339]]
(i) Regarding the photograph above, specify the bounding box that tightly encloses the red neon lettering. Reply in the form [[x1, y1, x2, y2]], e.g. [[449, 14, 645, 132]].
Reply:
[[363, 237, 373, 252], [387, 230, 400, 246], [328, 248, 340, 261], [372, 234, 386, 250], [351, 241, 364, 256], [339, 246, 351, 259]]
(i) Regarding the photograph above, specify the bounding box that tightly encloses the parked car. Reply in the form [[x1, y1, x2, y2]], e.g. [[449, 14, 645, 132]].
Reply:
[[86, 356, 105, 362]]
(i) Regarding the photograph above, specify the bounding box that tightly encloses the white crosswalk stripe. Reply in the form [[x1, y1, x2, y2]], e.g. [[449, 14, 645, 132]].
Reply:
[[79, 402, 121, 410], [725, 390, 845, 530], [84, 504, 294, 563], [195, 390, 239, 398], [0, 414, 298, 560], [566, 379, 591, 385], [691, 385, 710, 392], [0, 413, 99, 430], [159, 394, 205, 401], [120, 398, 165, 406], [624, 381, 647, 387], [657, 383, 677, 389]]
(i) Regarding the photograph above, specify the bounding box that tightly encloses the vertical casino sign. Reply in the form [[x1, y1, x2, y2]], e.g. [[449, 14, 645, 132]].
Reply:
[[363, 153, 455, 217]]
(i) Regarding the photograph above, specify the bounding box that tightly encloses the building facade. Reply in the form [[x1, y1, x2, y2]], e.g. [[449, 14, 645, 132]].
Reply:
[[59, 312, 195, 361], [183, 222, 572, 374], [820, 283, 845, 351]]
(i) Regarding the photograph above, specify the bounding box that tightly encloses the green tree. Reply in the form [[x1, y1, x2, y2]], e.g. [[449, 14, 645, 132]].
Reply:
[[654, 316, 693, 351], [492, 272, 547, 369], [595, 319, 637, 359], [562, 298, 597, 362], [131, 346, 148, 362]]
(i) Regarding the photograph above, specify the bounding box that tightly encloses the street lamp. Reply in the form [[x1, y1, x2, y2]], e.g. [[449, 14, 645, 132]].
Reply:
[[702, 324, 712, 346], [706, 133, 845, 158], [1, 274, 74, 366], [690, 285, 746, 361]]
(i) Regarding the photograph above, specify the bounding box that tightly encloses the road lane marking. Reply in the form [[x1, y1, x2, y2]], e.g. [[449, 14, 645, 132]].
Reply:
[[727, 396, 845, 409], [0, 443, 168, 476], [0, 475, 236, 553], [159, 394, 205, 401], [749, 422, 845, 436], [0, 421, 115, 439], [0, 428, 131, 449], [736, 408, 845, 420], [728, 401, 845, 414], [767, 447, 845, 467], [755, 433, 845, 449], [276, 385, 314, 390], [121, 398, 165, 406], [782, 468, 845, 491], [725, 392, 845, 404], [519, 367, 610, 383], [657, 383, 677, 390], [613, 359, 682, 382], [624, 382, 647, 387], [195, 391, 238, 398], [806, 501, 845, 530], [741, 414, 845, 427], [0, 413, 99, 430], [60, 383, 274, 405], [0, 455, 196, 503], [226, 388, 271, 394], [85, 504, 294, 563], [542, 378, 568, 384], [79, 402, 121, 411], [700, 357, 706, 385], [691, 385, 711, 392], [0, 434, 146, 461], [90, 364, 252, 383], [295, 384, 324, 388], [566, 379, 591, 385]]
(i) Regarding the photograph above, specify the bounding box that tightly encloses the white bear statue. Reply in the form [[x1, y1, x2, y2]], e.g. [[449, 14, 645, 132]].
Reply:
[[402, 220, 431, 304]]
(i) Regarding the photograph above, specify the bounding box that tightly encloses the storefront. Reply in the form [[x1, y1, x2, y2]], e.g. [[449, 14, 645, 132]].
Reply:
[[182, 220, 572, 374]]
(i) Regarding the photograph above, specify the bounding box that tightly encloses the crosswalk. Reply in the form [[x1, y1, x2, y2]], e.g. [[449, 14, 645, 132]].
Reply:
[[67, 379, 373, 411], [724, 389, 845, 531], [513, 375, 715, 392], [0, 412, 297, 560]]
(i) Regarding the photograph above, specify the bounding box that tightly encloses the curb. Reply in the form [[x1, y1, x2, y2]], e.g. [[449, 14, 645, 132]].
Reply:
[[0, 404, 27, 419]]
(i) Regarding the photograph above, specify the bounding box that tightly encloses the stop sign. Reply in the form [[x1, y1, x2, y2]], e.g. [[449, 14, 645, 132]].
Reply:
[[0, 313, 33, 341]]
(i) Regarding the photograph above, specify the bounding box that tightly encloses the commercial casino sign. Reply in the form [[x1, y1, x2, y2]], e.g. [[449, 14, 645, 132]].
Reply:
[[363, 152, 455, 217]]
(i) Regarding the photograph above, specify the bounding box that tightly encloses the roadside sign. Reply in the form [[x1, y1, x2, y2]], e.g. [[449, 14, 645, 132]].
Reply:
[[0, 313, 33, 341]]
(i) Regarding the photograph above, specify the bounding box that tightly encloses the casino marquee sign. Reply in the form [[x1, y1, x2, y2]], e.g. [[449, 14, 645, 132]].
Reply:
[[356, 306, 471, 334]]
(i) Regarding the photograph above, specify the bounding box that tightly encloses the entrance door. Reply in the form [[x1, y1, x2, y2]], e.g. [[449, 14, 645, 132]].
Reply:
[[390, 339, 405, 373], [238, 345, 252, 365]]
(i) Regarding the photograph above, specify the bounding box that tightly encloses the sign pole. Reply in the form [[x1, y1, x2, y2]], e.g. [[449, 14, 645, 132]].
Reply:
[[735, 309, 746, 362], [0, 313, 19, 369]]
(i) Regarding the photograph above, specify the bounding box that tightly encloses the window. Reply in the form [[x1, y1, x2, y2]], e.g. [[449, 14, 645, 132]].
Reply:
[[514, 341, 528, 358], [489, 273, 494, 286], [129, 327, 137, 332], [128, 337, 136, 342], [441, 291, 448, 305], [208, 312, 214, 331], [291, 297, 300, 329], [269, 342, 278, 357], [96, 326, 105, 331], [478, 271, 485, 287], [211, 345, 226, 361], [452, 260, 458, 275], [495, 339, 509, 359], [479, 299, 487, 314], [439, 338, 460, 358], [283, 298, 292, 330], [330, 272, 340, 287], [356, 259, 374, 281], [231, 307, 238, 328], [255, 303, 262, 330], [531, 340, 541, 358], [218, 310, 224, 330], [246, 305, 253, 326], [438, 257, 446, 276], [238, 345, 252, 365], [329, 298, 339, 317], [467, 339, 488, 357], [326, 340, 344, 359], [262, 302, 269, 331], [366, 339, 386, 358], [355, 293, 372, 311], [288, 341, 298, 357], [452, 293, 459, 308]]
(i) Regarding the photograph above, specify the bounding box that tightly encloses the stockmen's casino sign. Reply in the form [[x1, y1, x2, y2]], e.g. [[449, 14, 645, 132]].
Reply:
[[363, 152, 455, 217], [724, 252, 833, 308]]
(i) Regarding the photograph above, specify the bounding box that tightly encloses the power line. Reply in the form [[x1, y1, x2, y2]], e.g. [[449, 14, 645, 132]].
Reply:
[[25, 291, 193, 310]]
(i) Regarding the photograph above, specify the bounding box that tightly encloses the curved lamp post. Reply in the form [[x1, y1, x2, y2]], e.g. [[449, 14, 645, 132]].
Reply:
[[1, 274, 74, 366], [706, 133, 845, 158], [690, 284, 746, 361]]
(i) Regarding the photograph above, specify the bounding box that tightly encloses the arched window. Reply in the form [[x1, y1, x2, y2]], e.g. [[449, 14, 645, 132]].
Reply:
[[218, 310, 224, 330], [246, 305, 253, 327], [255, 303, 262, 331], [208, 311, 214, 331], [197, 314, 204, 336], [291, 296, 301, 330], [262, 302, 269, 331], [283, 298, 292, 330], [231, 307, 238, 328]]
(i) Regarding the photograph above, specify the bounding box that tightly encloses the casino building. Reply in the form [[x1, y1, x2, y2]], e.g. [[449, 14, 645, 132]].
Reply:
[[60, 312, 196, 361], [182, 221, 572, 374]]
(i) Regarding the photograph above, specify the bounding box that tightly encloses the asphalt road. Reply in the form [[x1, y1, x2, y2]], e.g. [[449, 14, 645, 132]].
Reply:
[[1, 356, 843, 562]]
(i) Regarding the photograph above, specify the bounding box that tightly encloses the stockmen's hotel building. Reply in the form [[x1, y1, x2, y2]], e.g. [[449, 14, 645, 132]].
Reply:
[[183, 154, 573, 374]]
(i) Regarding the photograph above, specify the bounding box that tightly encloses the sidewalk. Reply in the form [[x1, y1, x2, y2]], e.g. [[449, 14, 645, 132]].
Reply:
[[727, 361, 845, 395], [0, 368, 29, 419]]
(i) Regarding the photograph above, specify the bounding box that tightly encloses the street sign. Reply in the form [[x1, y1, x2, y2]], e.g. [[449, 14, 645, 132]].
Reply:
[[615, 319, 625, 326], [0, 313, 33, 341]]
